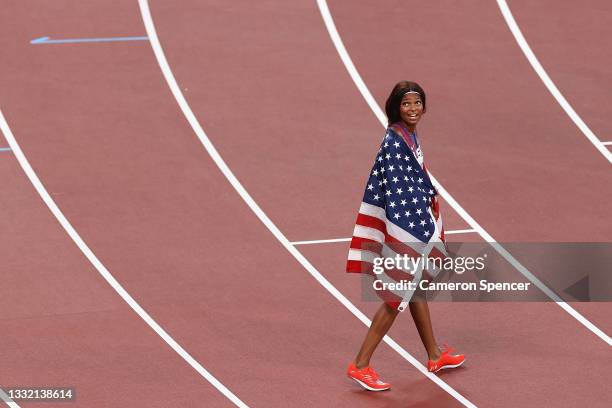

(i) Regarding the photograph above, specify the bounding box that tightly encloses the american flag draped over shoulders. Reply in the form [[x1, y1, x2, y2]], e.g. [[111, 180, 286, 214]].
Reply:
[[346, 124, 447, 281]]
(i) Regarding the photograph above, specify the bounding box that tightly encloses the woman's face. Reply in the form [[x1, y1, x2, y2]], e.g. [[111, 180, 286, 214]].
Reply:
[[399, 93, 425, 128]]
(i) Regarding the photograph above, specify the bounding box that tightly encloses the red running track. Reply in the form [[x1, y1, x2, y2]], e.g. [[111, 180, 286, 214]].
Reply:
[[507, 0, 612, 151], [325, 0, 612, 334], [0, 0, 610, 407]]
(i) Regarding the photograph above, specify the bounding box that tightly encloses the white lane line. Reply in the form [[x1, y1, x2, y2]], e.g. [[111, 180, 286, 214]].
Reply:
[[445, 229, 477, 235], [603, 141, 612, 146], [316, 0, 611, 346], [291, 238, 351, 245], [291, 229, 477, 245], [0, 112, 246, 406], [138, 0, 476, 406], [0, 389, 20, 408], [496, 0, 612, 164]]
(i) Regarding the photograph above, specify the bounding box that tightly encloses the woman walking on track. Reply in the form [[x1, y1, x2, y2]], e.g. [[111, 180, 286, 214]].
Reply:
[[346, 81, 465, 391]]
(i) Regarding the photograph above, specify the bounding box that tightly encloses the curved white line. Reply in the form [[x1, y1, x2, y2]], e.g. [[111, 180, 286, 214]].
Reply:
[[315, 0, 611, 347], [137, 0, 476, 406], [496, 0, 612, 164], [0, 113, 247, 406]]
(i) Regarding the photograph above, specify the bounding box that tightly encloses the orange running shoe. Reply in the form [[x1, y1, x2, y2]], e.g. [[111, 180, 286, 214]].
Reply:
[[347, 362, 391, 391], [427, 344, 465, 373]]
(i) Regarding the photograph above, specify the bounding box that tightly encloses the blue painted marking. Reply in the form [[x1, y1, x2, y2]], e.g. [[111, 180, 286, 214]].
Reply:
[[31, 36, 148, 45], [0, 147, 11, 152]]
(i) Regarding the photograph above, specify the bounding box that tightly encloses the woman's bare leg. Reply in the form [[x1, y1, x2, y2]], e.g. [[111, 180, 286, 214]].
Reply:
[[354, 303, 399, 368], [409, 294, 441, 360]]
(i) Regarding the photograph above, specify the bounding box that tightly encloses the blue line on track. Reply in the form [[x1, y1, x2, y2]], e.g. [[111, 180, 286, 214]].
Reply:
[[0, 147, 12, 152], [31, 36, 149, 45]]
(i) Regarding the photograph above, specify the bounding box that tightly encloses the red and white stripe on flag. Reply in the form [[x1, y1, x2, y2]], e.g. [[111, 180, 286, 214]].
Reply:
[[346, 201, 448, 309]]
